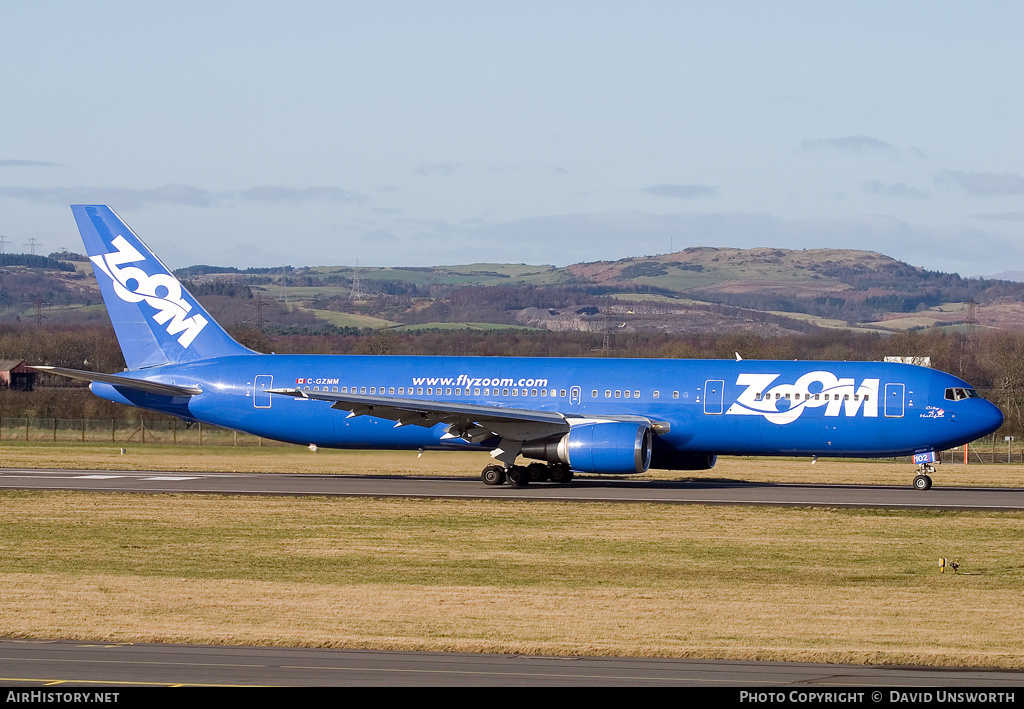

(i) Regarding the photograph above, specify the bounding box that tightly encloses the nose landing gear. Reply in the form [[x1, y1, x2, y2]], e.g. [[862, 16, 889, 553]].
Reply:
[[913, 463, 936, 491]]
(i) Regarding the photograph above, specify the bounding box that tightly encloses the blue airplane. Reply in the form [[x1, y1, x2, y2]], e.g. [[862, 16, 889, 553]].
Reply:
[[32, 205, 1004, 491]]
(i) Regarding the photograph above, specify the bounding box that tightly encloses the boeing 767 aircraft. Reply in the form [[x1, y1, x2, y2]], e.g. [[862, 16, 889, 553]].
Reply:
[[31, 205, 1004, 490]]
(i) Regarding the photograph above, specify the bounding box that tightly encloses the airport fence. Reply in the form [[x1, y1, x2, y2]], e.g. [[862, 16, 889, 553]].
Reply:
[[0, 417, 279, 447]]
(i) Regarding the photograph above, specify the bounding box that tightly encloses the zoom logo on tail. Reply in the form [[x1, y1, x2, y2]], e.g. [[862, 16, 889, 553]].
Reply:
[[90, 234, 208, 348]]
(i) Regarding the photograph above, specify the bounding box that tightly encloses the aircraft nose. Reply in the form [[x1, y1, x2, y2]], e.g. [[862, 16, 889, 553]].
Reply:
[[975, 400, 1005, 437]]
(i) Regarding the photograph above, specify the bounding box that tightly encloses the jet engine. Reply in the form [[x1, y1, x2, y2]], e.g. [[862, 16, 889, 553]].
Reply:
[[521, 421, 653, 474]]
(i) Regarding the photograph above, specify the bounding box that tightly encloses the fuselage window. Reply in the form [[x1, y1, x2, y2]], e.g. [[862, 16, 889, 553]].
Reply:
[[531, 389, 538, 397], [427, 388, 433, 395], [605, 390, 612, 398], [623, 390, 630, 398], [560, 389, 567, 398], [474, 388, 480, 395], [398, 387, 404, 395], [653, 391, 660, 399], [615, 390, 621, 398], [503, 389, 509, 396], [342, 386, 348, 393], [844, 394, 850, 401], [455, 388, 461, 396], [445, 388, 452, 395], [592, 390, 599, 398], [417, 387, 423, 395], [672, 391, 679, 399], [332, 386, 338, 392], [360, 387, 367, 394], [541, 389, 547, 397]]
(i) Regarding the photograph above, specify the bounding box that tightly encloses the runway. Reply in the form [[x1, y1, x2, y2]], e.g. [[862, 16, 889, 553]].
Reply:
[[2, 639, 1023, 687], [2, 467, 1024, 511]]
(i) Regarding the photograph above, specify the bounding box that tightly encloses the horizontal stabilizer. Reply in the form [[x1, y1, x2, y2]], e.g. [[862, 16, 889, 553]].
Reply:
[[29, 366, 202, 397]]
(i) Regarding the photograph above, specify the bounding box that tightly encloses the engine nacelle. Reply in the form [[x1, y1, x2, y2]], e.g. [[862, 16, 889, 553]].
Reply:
[[521, 421, 653, 474]]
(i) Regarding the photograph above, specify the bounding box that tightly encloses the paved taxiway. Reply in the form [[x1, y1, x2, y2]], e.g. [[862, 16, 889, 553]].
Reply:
[[2, 640, 1023, 687], [2, 468, 1024, 510]]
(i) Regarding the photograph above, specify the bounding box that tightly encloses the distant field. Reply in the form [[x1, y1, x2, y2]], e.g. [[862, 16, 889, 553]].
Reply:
[[307, 308, 397, 329], [393, 322, 535, 332]]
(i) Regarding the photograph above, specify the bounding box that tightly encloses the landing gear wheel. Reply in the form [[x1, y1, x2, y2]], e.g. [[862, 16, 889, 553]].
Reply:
[[548, 464, 573, 484], [526, 462, 549, 482], [507, 466, 530, 486], [913, 474, 933, 491], [482, 465, 506, 486]]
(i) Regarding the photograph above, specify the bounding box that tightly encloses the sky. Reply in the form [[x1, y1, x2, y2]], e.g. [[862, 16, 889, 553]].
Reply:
[[2, 1, 1024, 276]]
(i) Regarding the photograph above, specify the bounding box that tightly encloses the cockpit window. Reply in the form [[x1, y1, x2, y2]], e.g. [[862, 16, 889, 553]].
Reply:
[[945, 387, 981, 401]]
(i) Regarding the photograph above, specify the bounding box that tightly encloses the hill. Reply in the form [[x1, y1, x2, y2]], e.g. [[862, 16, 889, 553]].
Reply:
[[5, 247, 1024, 336]]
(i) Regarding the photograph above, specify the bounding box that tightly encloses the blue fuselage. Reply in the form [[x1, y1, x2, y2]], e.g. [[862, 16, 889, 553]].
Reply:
[[90, 354, 1004, 470]]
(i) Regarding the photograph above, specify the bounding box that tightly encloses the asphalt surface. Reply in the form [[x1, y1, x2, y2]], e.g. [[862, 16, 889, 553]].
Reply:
[[1, 640, 1023, 687], [2, 467, 1024, 510]]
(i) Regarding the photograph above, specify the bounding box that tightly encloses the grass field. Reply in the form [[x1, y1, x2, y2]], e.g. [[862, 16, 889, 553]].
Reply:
[[2, 446, 1024, 665]]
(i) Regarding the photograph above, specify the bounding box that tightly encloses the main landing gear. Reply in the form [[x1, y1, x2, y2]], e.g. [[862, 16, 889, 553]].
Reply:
[[481, 462, 574, 486], [913, 463, 936, 491]]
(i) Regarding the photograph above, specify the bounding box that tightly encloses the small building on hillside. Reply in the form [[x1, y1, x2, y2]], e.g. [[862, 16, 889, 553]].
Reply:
[[0, 360, 36, 391]]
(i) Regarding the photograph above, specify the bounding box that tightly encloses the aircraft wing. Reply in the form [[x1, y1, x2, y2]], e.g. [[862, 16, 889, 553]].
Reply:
[[29, 366, 203, 397], [265, 387, 572, 444]]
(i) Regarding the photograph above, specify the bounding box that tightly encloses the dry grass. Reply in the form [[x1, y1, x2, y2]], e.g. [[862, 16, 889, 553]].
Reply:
[[2, 491, 1024, 666]]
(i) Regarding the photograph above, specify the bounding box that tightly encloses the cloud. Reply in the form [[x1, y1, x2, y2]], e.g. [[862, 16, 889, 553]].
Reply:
[[972, 211, 1024, 221], [641, 184, 717, 200], [0, 184, 212, 209], [862, 180, 931, 200], [0, 184, 366, 209], [0, 159, 60, 167], [799, 135, 898, 155], [936, 169, 1024, 196], [415, 161, 460, 177], [235, 186, 364, 205]]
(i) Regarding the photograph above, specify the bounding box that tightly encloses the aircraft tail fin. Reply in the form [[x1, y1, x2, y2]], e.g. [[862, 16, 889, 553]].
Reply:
[[71, 205, 256, 369]]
